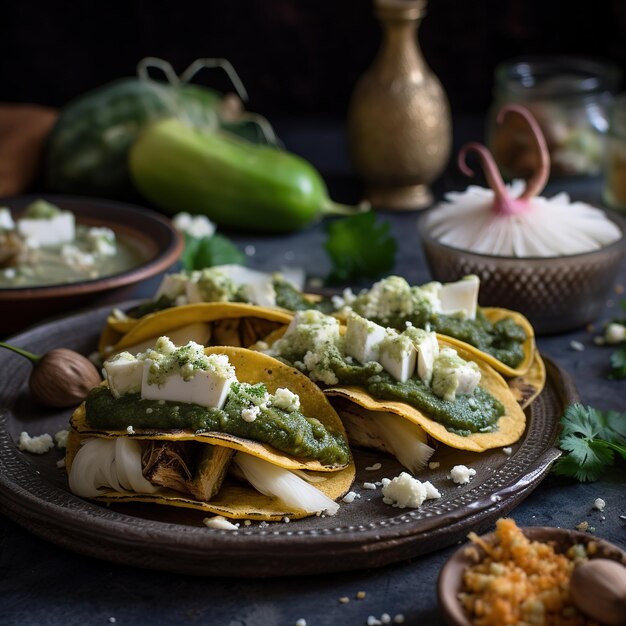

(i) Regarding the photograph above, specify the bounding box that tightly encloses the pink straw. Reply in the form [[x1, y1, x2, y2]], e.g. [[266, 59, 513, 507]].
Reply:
[[458, 104, 551, 215]]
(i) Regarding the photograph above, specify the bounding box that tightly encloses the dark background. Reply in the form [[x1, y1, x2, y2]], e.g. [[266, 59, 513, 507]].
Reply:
[[2, 0, 626, 118]]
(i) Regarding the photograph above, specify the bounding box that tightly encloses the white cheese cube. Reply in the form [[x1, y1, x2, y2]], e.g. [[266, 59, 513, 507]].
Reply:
[[439, 275, 479, 320], [17, 212, 75, 246], [141, 363, 235, 409], [242, 281, 276, 308], [344, 314, 389, 364], [104, 353, 144, 398], [378, 334, 417, 382], [416, 332, 440, 385], [185, 280, 204, 304], [155, 273, 190, 301], [454, 362, 482, 396], [0, 208, 15, 231], [431, 347, 481, 402]]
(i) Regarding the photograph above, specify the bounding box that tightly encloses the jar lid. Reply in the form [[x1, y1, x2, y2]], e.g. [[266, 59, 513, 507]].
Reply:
[[495, 56, 621, 100]]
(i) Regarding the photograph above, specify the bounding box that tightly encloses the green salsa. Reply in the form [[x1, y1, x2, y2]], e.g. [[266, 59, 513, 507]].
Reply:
[[85, 384, 350, 467], [366, 372, 503, 436], [378, 309, 526, 369], [292, 351, 504, 435]]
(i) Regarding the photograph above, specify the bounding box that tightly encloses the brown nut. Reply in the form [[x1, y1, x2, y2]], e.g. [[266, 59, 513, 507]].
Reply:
[[29, 348, 101, 408], [571, 558, 626, 626]]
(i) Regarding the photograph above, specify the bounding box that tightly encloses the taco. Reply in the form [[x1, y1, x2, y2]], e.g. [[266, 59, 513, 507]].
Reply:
[[261, 310, 527, 471], [99, 265, 322, 352], [99, 302, 293, 358], [67, 340, 354, 520]]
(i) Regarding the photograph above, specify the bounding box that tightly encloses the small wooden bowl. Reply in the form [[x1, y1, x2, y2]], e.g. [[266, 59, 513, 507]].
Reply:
[[437, 526, 626, 626], [0, 195, 183, 334]]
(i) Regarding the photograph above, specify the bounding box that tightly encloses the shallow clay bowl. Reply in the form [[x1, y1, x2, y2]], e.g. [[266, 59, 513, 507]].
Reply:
[[437, 526, 626, 626], [0, 195, 183, 334]]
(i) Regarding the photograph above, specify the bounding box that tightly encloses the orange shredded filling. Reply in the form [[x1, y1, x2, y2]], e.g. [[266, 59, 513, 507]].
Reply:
[[460, 518, 600, 626]]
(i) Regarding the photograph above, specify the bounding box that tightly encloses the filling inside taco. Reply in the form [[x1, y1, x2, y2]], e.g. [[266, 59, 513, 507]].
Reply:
[[67, 339, 353, 519], [263, 310, 526, 462]]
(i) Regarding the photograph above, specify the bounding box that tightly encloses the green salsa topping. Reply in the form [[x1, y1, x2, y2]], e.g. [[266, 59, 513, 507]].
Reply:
[[85, 383, 350, 467], [366, 372, 504, 436], [268, 312, 505, 436]]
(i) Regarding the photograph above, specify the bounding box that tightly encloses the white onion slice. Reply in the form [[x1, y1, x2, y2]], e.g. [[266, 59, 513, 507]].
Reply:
[[68, 437, 158, 498], [373, 413, 435, 474], [233, 452, 339, 515]]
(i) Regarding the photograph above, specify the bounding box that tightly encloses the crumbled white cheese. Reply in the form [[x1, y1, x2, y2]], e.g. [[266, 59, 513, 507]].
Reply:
[[241, 405, 261, 422], [202, 516, 239, 530], [365, 462, 382, 471], [450, 465, 476, 485], [593, 498, 606, 511], [342, 491, 361, 504], [570, 340, 585, 352], [244, 520, 252, 526], [428, 461, 440, 470], [381, 472, 441, 508], [295, 619, 307, 626], [502, 447, 513, 456], [173, 212, 216, 239], [126, 425, 135, 435], [272, 387, 300, 412], [368, 617, 382, 626], [283, 516, 290, 523], [17, 432, 54, 454], [363, 482, 377, 490], [54, 429, 69, 449], [394, 615, 405, 624], [56, 458, 66, 469], [245, 245, 256, 256], [381, 615, 391, 625], [605, 322, 626, 344]]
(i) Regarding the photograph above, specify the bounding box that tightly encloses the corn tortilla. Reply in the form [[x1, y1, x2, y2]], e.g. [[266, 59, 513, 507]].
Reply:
[[66, 431, 354, 521]]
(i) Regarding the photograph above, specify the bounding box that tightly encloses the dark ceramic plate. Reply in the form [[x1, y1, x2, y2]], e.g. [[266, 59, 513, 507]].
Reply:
[[0, 304, 577, 577]]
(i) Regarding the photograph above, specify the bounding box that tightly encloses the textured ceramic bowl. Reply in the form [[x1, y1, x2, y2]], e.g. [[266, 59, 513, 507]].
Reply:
[[437, 526, 626, 626], [0, 195, 183, 334], [417, 209, 626, 335]]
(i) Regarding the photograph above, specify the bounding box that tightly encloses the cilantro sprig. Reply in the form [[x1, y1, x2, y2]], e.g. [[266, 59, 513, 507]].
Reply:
[[553, 404, 626, 482], [324, 212, 397, 285]]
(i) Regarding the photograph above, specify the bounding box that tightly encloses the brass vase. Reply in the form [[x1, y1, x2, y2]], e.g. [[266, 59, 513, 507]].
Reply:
[[347, 0, 452, 210]]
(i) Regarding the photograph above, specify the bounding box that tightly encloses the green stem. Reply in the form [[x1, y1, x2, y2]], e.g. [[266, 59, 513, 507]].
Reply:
[[321, 199, 371, 217], [0, 341, 41, 365]]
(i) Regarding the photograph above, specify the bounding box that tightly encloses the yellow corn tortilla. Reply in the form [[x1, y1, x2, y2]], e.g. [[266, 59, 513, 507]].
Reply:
[[66, 431, 354, 521], [99, 302, 293, 355], [325, 340, 526, 452], [71, 347, 351, 472]]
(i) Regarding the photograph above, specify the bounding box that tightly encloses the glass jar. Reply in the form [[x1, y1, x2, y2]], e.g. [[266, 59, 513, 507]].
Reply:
[[603, 94, 626, 212], [488, 57, 620, 178]]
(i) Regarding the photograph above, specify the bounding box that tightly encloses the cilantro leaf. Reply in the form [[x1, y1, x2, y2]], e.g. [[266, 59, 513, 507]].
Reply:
[[609, 345, 626, 379], [180, 233, 245, 272], [324, 212, 397, 285], [553, 403, 626, 482]]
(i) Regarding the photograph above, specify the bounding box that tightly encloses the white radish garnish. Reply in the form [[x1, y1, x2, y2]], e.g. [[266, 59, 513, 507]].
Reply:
[[233, 452, 339, 515], [68, 437, 158, 498]]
